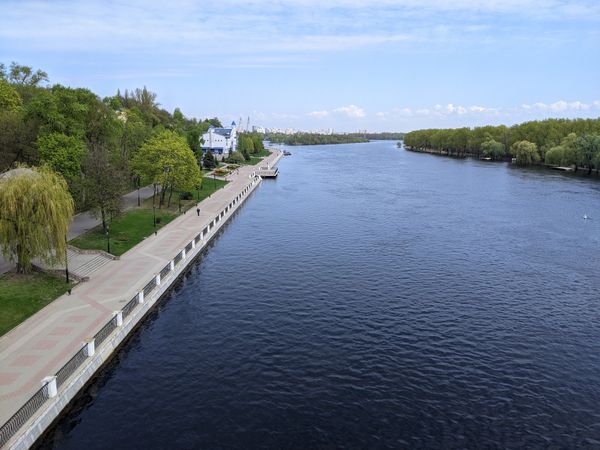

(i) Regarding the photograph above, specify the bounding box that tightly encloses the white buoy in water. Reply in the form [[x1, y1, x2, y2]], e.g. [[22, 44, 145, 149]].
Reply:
[[583, 214, 591, 220]]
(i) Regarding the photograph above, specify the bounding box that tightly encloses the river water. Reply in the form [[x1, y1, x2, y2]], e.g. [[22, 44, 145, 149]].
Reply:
[[41, 141, 600, 449]]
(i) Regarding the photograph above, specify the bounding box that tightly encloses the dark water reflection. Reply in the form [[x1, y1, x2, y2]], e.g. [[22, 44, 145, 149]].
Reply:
[[41, 142, 600, 449]]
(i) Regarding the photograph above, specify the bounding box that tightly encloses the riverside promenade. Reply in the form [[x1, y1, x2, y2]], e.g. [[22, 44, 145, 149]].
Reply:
[[0, 151, 282, 449]]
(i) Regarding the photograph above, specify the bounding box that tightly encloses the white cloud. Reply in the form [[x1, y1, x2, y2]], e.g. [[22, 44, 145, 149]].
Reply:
[[309, 110, 330, 118], [521, 100, 596, 112], [3, 0, 596, 60], [333, 105, 366, 118], [417, 103, 486, 116], [369, 99, 598, 127], [308, 104, 366, 119]]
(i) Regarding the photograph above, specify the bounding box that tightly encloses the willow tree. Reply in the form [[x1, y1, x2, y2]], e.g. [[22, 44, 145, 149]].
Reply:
[[0, 166, 73, 273], [511, 140, 540, 166]]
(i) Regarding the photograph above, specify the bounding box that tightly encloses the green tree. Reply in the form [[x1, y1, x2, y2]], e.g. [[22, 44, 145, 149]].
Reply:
[[0, 166, 73, 273], [237, 135, 254, 160], [545, 133, 578, 167], [84, 142, 127, 234], [131, 130, 202, 208], [25, 85, 100, 139], [511, 140, 540, 166], [0, 110, 38, 170], [37, 132, 86, 182], [115, 108, 151, 168], [202, 150, 216, 169], [576, 133, 600, 174], [125, 86, 161, 126], [480, 136, 505, 161], [171, 108, 186, 134], [226, 151, 245, 164], [206, 117, 222, 128], [544, 145, 567, 166], [250, 133, 265, 154], [7, 62, 48, 86], [0, 79, 22, 112]]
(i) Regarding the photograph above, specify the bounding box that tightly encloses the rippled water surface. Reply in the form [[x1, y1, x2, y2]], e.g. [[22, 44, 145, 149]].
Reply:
[[42, 142, 600, 449]]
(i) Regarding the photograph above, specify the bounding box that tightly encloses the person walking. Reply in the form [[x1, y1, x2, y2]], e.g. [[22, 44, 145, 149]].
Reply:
[[196, 205, 200, 216]]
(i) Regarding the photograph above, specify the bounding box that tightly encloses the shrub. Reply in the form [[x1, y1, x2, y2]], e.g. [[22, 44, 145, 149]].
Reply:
[[226, 152, 245, 164]]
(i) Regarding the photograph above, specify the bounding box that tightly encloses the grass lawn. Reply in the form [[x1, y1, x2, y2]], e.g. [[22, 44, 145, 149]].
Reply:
[[223, 149, 271, 166], [236, 156, 266, 166], [0, 272, 74, 336], [70, 209, 177, 256], [140, 178, 229, 213], [70, 178, 229, 256]]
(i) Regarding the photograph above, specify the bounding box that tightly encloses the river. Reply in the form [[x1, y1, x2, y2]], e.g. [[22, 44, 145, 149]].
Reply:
[[39, 141, 600, 448]]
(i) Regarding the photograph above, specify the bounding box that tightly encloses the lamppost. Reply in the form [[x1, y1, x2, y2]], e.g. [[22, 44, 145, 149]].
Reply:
[[105, 224, 110, 254], [163, 166, 171, 207], [152, 201, 156, 234], [137, 176, 141, 207], [64, 235, 69, 283]]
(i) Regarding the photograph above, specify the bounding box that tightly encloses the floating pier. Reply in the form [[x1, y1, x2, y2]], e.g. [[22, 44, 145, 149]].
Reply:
[[256, 166, 279, 178]]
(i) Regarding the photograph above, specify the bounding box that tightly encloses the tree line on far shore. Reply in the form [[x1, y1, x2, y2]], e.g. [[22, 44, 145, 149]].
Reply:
[[266, 133, 369, 146], [403, 118, 600, 173], [265, 132, 404, 146]]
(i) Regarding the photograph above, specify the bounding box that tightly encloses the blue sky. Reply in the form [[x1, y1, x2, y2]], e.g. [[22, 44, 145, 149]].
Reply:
[[1, 0, 599, 132]]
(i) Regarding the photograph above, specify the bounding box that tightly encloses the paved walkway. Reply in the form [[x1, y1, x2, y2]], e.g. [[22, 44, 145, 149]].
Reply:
[[68, 185, 156, 241], [0, 151, 282, 428], [0, 186, 156, 275]]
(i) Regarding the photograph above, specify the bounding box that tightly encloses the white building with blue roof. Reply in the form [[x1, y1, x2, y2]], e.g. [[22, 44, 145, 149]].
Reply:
[[201, 121, 238, 157]]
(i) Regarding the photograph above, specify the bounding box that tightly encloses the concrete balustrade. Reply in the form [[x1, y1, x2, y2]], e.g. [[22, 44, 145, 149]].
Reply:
[[42, 377, 57, 399], [83, 339, 95, 357]]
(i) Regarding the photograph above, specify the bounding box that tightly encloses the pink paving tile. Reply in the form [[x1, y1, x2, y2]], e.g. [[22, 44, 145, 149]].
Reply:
[[33, 339, 59, 350], [66, 315, 87, 323], [10, 355, 39, 367], [0, 373, 19, 385], [102, 288, 121, 295], [49, 326, 74, 336]]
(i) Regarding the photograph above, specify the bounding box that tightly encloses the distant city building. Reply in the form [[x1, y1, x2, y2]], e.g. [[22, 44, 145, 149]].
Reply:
[[201, 121, 238, 156], [252, 125, 266, 134], [266, 127, 296, 135], [313, 128, 334, 135]]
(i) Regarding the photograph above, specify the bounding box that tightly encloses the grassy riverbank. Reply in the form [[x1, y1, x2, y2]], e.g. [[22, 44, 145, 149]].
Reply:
[[0, 272, 74, 336], [70, 209, 178, 256], [70, 178, 229, 256]]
